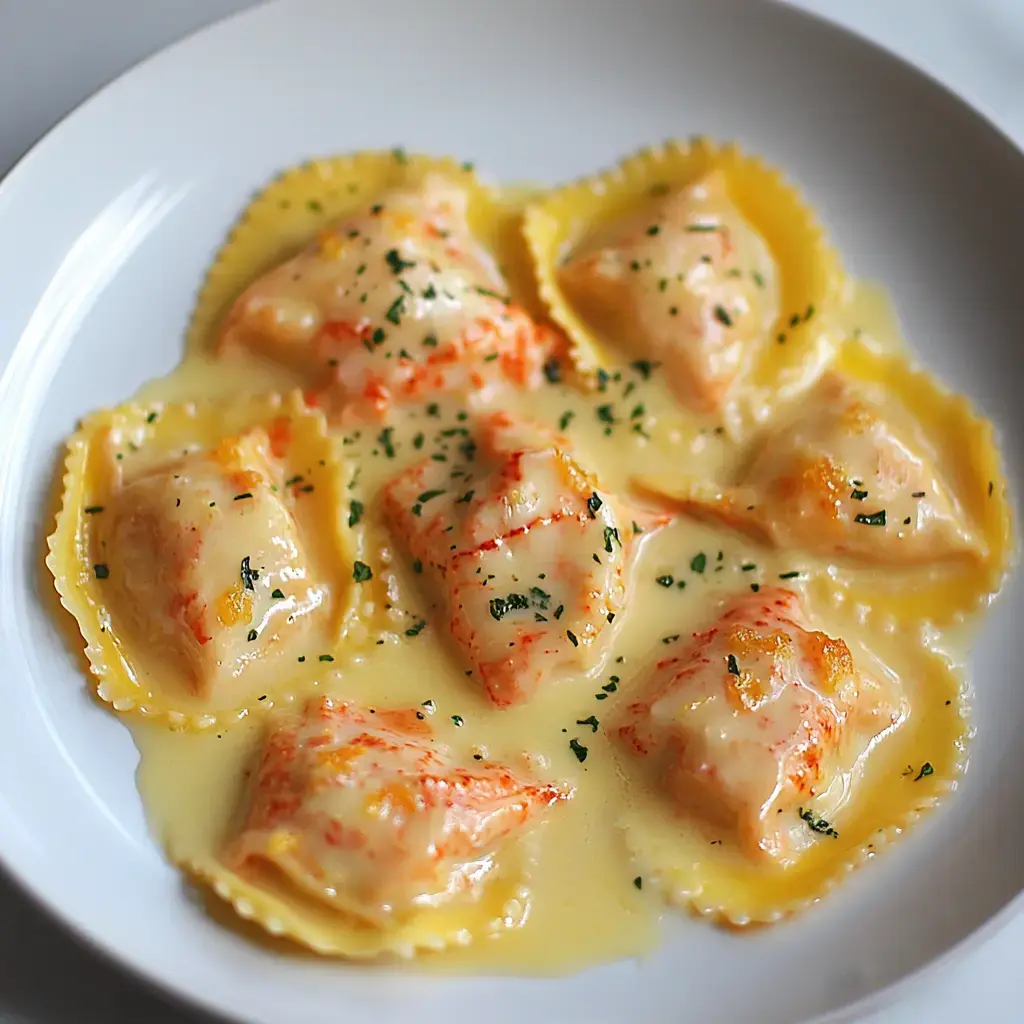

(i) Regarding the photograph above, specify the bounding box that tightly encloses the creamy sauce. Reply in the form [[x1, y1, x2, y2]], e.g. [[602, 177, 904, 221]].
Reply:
[[46, 152, 1008, 973]]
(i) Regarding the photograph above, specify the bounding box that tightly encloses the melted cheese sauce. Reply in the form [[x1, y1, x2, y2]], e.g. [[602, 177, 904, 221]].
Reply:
[[47, 154, 1006, 973]]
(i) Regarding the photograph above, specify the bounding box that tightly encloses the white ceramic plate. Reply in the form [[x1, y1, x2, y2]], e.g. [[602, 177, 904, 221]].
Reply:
[[2, 1, 1023, 1021]]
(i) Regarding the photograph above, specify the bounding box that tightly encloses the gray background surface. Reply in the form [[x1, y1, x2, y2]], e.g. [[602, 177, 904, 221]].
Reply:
[[0, 1, 1021, 1021]]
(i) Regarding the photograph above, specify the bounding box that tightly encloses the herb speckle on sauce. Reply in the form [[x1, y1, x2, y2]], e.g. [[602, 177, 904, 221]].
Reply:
[[569, 738, 588, 762], [576, 715, 599, 733], [352, 561, 373, 583], [778, 570, 801, 580], [93, 563, 109, 580], [240, 556, 258, 591], [914, 762, 934, 781], [586, 492, 603, 518], [271, 589, 285, 599], [633, 876, 643, 890], [84, 505, 104, 514], [854, 510, 886, 527], [726, 654, 740, 676], [348, 500, 364, 527], [713, 305, 733, 327], [567, 630, 579, 647], [405, 620, 427, 637], [656, 574, 674, 587], [799, 807, 838, 838], [247, 629, 258, 642], [319, 654, 335, 663], [690, 552, 707, 574], [234, 492, 253, 501]]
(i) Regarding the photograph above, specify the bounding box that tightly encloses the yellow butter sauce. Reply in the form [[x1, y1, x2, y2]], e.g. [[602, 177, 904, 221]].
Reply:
[[51, 170, 994, 969]]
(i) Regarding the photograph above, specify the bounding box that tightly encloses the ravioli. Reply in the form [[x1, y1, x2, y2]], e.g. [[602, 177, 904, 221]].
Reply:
[[47, 392, 357, 727], [382, 413, 653, 707], [202, 696, 570, 954], [618, 587, 905, 867], [525, 139, 844, 422], [640, 371, 978, 565], [217, 168, 557, 420]]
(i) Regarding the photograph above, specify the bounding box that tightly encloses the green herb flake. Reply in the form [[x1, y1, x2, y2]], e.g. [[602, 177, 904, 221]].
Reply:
[[307, 199, 323, 213], [603, 526, 620, 553], [93, 563, 110, 580], [690, 552, 707, 574], [348, 500, 364, 528], [727, 653, 740, 676], [543, 358, 561, 384], [417, 489, 445, 504], [854, 510, 886, 527], [489, 593, 529, 622], [914, 762, 934, 781], [576, 715, 599, 733], [234, 492, 253, 501], [146, 411, 158, 423], [240, 556, 258, 591], [850, 489, 869, 501], [559, 410, 575, 431], [713, 305, 733, 327], [646, 225, 660, 236], [656, 574, 674, 587], [405, 620, 427, 637], [385, 294, 406, 325], [412, 559, 423, 574], [84, 505, 104, 514], [633, 876, 643, 889], [799, 807, 839, 838], [912, 491, 926, 498], [377, 427, 396, 458], [271, 589, 285, 599], [352, 561, 373, 583], [778, 570, 802, 580], [630, 359, 658, 380], [569, 738, 588, 762], [566, 630, 579, 647], [319, 654, 335, 662]]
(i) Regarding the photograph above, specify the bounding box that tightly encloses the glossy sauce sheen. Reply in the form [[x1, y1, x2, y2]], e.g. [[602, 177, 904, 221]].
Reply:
[[53, 156, 1001, 972]]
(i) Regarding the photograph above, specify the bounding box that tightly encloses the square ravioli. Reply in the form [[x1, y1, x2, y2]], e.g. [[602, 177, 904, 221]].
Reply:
[[218, 173, 556, 419], [227, 697, 570, 927], [557, 171, 778, 413], [382, 414, 648, 707], [100, 429, 328, 706], [645, 371, 979, 565], [617, 587, 905, 864]]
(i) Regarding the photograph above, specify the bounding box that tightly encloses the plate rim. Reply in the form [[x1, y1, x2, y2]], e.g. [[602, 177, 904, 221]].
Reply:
[[0, 2, 1021, 1022]]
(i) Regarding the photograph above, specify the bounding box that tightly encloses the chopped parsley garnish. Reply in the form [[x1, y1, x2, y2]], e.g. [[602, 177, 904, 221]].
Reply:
[[727, 654, 740, 676], [234, 492, 253, 501], [713, 305, 733, 327], [377, 427, 396, 458], [646, 225, 660, 236], [455, 489, 475, 504], [685, 223, 718, 232], [559, 410, 575, 431], [348, 500, 364, 527], [630, 359, 657, 380], [543, 358, 561, 384], [417, 489, 445, 504], [850, 489, 868, 501], [146, 411, 158, 423], [576, 715, 599, 733], [566, 630, 579, 647], [799, 807, 838, 838], [385, 248, 416, 274], [450, 715, 464, 727], [596, 404, 615, 425], [385, 295, 406, 325], [352, 561, 373, 583], [690, 552, 707, 574], [405, 620, 427, 637], [912, 491, 926, 498], [854, 510, 886, 527], [285, 475, 304, 487], [84, 505, 104, 514], [586, 492, 603, 518], [741, 563, 757, 572], [271, 589, 285, 599], [569, 738, 588, 762], [247, 629, 258, 642], [656, 574, 674, 587], [489, 593, 530, 621], [412, 559, 423, 574], [750, 583, 760, 592], [554, 604, 564, 620], [240, 556, 258, 591], [633, 876, 643, 889], [603, 526, 620, 553], [307, 199, 323, 213], [662, 634, 680, 644], [778, 570, 801, 580], [752, 270, 765, 288], [93, 563, 109, 580], [319, 654, 335, 662], [372, 327, 386, 345], [914, 762, 934, 781]]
